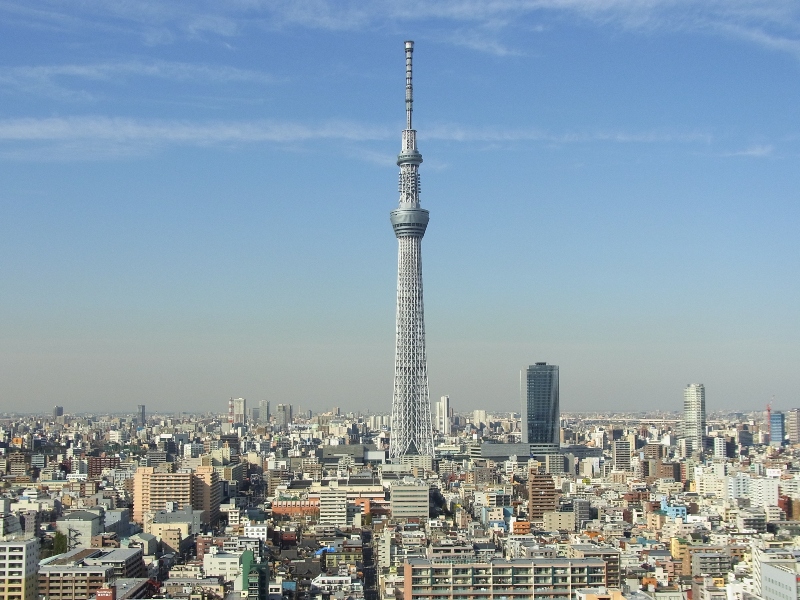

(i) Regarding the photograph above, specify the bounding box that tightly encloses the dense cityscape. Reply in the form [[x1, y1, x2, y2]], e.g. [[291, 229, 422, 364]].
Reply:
[[1, 388, 799, 600]]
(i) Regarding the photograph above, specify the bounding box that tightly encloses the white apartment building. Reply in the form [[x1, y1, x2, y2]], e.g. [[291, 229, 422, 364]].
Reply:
[[436, 396, 451, 435], [203, 547, 242, 581], [243, 523, 270, 542], [0, 537, 39, 600], [319, 484, 348, 526]]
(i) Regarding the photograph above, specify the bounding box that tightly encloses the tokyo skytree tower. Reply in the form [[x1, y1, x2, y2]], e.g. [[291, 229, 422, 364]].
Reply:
[[389, 41, 434, 459]]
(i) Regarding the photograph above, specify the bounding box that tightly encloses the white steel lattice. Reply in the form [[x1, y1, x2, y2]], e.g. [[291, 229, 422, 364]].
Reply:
[[389, 41, 434, 460], [390, 236, 434, 458]]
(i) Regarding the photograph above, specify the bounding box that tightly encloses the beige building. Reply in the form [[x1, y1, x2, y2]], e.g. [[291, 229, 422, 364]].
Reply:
[[390, 478, 430, 521], [0, 537, 39, 600], [133, 466, 221, 525], [568, 545, 622, 588], [543, 511, 576, 531]]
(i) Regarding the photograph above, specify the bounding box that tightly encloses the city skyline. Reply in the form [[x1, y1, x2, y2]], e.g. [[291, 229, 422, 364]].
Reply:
[[2, 2, 799, 413]]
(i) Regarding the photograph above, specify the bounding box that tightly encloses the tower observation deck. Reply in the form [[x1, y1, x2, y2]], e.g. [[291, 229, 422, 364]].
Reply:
[[389, 41, 434, 460]]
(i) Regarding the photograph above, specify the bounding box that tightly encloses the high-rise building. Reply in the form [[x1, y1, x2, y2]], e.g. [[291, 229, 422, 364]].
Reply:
[[770, 411, 786, 446], [389, 41, 434, 461], [133, 466, 221, 525], [53, 405, 63, 419], [231, 398, 246, 425], [612, 440, 632, 471], [787, 409, 800, 444], [527, 470, 559, 523], [0, 537, 39, 600], [259, 399, 270, 425], [713, 436, 727, 458], [682, 383, 706, 455], [137, 404, 146, 427], [521, 363, 560, 452], [435, 395, 451, 435], [319, 483, 348, 526], [275, 404, 293, 431]]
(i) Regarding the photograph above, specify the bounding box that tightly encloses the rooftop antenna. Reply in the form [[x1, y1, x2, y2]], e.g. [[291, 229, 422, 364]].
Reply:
[[405, 40, 414, 130]]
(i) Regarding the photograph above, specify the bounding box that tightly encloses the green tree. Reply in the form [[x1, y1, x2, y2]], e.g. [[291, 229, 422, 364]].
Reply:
[[53, 531, 68, 555]]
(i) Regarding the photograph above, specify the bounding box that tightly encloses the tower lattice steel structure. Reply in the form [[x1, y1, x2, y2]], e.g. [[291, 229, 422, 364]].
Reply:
[[389, 41, 434, 459]]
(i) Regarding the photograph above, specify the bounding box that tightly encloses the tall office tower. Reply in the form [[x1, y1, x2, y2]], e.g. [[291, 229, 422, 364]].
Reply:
[[435, 395, 451, 435], [259, 399, 270, 425], [389, 41, 434, 460], [682, 383, 706, 455], [521, 363, 560, 452], [612, 440, 632, 471], [770, 411, 786, 446], [275, 403, 293, 431], [232, 398, 246, 425], [787, 409, 800, 444], [53, 405, 63, 419], [137, 404, 146, 426]]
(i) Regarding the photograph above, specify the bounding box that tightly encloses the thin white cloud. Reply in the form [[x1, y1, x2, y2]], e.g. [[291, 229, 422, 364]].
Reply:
[[0, 117, 392, 148], [425, 123, 712, 144], [721, 144, 774, 157], [0, 115, 714, 161], [437, 29, 524, 57], [0, 60, 275, 100]]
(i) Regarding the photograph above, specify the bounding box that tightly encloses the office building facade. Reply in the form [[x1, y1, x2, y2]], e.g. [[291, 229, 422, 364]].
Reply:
[[770, 411, 785, 446], [232, 398, 246, 425], [275, 404, 293, 431], [521, 363, 560, 450], [787, 409, 800, 445], [612, 440, 632, 471], [259, 399, 270, 425]]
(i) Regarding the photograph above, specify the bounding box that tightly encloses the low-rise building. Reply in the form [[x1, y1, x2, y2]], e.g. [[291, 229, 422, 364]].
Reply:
[[403, 558, 607, 600]]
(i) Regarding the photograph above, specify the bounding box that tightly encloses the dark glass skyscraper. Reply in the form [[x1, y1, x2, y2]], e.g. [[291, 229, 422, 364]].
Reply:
[[521, 363, 559, 449], [770, 411, 785, 446]]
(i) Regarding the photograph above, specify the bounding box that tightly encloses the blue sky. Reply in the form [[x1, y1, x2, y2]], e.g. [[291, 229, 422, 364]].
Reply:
[[1, 1, 799, 415]]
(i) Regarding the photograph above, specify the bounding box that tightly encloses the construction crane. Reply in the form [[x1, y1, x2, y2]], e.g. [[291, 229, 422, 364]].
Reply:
[[766, 395, 775, 444]]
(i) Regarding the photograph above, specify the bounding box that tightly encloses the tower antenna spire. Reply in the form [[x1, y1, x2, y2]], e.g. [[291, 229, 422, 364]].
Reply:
[[405, 40, 413, 130]]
